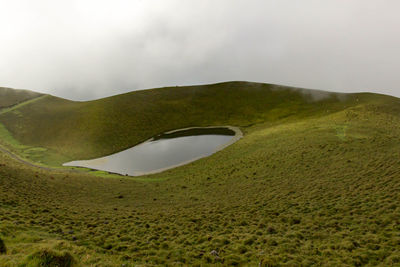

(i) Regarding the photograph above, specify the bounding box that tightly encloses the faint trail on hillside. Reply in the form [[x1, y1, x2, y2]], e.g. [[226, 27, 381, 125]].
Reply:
[[0, 144, 90, 176], [0, 95, 48, 115], [0, 144, 53, 171], [0, 95, 51, 170], [0, 94, 78, 174]]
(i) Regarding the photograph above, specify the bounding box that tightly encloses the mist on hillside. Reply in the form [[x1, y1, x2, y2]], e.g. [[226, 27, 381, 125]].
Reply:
[[1, 0, 400, 100]]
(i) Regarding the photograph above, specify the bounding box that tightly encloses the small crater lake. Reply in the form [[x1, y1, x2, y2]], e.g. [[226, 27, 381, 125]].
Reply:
[[63, 126, 242, 176]]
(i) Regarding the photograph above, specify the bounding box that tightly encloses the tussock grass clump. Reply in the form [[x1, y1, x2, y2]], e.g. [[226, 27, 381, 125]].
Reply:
[[0, 238, 6, 254], [25, 248, 75, 267]]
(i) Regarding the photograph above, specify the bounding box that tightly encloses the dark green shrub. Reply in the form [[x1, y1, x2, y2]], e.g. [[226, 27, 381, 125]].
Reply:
[[26, 248, 76, 267], [237, 245, 248, 254], [259, 256, 280, 266], [224, 255, 244, 266], [244, 237, 255, 245], [267, 226, 277, 234], [290, 217, 301, 225]]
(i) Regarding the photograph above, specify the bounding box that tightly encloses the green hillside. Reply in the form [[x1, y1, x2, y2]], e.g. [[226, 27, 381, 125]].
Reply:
[[0, 82, 399, 266], [0, 87, 42, 109], [0, 82, 369, 165]]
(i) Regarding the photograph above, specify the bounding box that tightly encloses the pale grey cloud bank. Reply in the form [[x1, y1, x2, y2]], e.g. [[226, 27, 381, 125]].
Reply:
[[1, 0, 400, 100]]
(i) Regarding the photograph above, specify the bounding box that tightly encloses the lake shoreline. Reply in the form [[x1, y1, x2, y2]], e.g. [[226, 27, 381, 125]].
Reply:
[[64, 126, 243, 177]]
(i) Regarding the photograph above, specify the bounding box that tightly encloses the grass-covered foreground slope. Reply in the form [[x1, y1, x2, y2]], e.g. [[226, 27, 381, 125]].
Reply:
[[0, 82, 399, 266]]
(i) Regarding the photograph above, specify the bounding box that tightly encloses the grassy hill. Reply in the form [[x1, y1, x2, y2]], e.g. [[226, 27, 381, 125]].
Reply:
[[0, 87, 42, 109], [0, 82, 371, 165], [0, 82, 399, 266]]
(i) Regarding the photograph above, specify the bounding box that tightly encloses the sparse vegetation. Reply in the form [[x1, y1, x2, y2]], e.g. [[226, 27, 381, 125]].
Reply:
[[0, 82, 399, 265]]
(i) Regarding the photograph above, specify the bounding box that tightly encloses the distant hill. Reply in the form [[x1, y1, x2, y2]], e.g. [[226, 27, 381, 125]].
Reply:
[[0, 81, 371, 164], [0, 87, 42, 109]]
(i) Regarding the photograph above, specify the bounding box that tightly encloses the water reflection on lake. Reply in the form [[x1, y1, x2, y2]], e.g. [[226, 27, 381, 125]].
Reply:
[[63, 126, 241, 176]]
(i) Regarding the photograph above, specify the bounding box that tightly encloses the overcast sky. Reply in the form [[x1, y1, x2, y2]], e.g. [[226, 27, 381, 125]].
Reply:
[[1, 0, 400, 100]]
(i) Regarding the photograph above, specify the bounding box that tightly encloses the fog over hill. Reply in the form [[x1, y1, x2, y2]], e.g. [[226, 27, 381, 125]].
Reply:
[[1, 0, 400, 100]]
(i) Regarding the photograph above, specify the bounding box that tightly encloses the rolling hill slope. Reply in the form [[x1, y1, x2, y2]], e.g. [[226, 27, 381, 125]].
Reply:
[[0, 82, 399, 266], [0, 81, 384, 165], [0, 87, 42, 109]]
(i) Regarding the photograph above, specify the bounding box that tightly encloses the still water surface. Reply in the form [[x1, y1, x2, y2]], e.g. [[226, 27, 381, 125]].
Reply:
[[63, 126, 241, 176]]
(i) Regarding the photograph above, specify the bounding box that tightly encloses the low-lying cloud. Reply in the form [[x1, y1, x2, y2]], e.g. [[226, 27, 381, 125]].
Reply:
[[1, 0, 400, 100]]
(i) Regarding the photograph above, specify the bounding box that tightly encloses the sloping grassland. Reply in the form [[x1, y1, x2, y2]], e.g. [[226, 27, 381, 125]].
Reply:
[[0, 82, 399, 266], [0, 87, 42, 109], [0, 82, 360, 164]]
